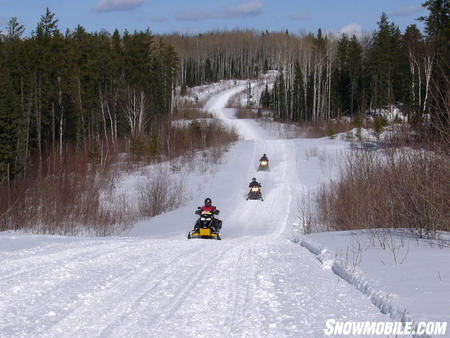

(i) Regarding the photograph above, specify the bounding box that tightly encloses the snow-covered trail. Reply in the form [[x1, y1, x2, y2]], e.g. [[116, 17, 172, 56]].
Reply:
[[0, 83, 388, 337]]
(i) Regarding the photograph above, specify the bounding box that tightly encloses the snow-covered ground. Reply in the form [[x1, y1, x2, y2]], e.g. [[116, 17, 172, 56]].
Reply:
[[302, 230, 450, 325], [1, 81, 448, 337]]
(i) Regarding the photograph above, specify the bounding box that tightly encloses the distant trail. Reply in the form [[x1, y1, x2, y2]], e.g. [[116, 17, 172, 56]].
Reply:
[[205, 81, 264, 140], [0, 82, 388, 337]]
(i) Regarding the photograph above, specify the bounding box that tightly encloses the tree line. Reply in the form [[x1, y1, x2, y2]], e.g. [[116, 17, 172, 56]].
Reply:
[[165, 1, 448, 138], [266, 5, 447, 130], [0, 9, 179, 181], [0, 1, 447, 182]]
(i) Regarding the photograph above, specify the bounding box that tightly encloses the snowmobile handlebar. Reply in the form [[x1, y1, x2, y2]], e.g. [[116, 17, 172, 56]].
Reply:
[[195, 209, 219, 215]]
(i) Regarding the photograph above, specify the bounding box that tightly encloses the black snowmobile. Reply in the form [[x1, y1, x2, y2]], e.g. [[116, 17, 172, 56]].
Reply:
[[257, 154, 270, 171], [257, 159, 270, 171], [188, 208, 222, 240], [247, 185, 264, 201]]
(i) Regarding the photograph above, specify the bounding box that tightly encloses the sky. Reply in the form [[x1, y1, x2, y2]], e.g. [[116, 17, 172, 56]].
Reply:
[[0, 0, 427, 37]]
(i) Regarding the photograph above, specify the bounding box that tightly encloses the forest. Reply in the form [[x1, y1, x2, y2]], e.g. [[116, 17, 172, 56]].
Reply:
[[0, 1, 447, 234], [0, 9, 179, 181], [1, 2, 448, 182], [164, 1, 448, 135]]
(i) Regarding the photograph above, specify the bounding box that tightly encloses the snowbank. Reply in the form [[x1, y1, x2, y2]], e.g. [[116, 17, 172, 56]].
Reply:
[[299, 230, 450, 332], [300, 237, 408, 321]]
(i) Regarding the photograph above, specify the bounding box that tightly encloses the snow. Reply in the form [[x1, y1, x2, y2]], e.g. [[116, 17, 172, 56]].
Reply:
[[1, 79, 448, 337], [302, 230, 450, 325], [0, 233, 387, 337]]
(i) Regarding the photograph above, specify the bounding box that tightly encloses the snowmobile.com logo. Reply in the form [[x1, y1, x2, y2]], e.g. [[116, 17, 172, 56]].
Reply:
[[323, 319, 447, 336]]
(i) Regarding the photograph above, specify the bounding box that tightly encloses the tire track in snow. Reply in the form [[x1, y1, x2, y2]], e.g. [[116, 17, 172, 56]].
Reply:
[[44, 242, 201, 337], [0, 240, 118, 283], [219, 244, 265, 337], [101, 243, 233, 337], [143, 247, 230, 337], [0, 241, 145, 335]]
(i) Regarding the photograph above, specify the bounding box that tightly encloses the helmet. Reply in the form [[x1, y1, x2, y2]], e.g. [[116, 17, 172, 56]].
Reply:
[[263, 154, 266, 156], [252, 177, 256, 182], [204, 197, 212, 206]]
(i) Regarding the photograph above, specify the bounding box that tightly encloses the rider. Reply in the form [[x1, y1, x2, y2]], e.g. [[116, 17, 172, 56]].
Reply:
[[194, 198, 222, 233], [248, 178, 263, 200], [249, 177, 261, 188], [259, 154, 269, 162]]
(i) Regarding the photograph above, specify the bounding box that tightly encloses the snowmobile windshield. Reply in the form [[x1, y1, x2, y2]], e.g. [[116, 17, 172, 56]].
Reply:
[[200, 211, 212, 220]]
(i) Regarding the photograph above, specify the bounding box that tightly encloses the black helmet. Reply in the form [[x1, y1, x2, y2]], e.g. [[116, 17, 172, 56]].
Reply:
[[252, 177, 256, 182], [204, 197, 212, 206], [263, 154, 266, 156]]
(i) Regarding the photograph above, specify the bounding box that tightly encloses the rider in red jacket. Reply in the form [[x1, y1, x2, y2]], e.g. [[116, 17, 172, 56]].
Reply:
[[196, 197, 218, 213]]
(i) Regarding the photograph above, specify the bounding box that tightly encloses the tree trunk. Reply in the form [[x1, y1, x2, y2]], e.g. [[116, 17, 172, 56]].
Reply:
[[423, 53, 435, 113]]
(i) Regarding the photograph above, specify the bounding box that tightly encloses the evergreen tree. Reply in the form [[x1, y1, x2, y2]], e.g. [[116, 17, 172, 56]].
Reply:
[[259, 84, 271, 108], [0, 10, 179, 179], [293, 62, 305, 121], [368, 13, 403, 112]]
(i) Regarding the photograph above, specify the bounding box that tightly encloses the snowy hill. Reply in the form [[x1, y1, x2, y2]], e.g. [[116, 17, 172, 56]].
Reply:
[[0, 81, 448, 337]]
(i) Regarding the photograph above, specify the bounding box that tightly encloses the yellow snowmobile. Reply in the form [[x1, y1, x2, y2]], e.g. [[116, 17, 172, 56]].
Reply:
[[188, 210, 221, 240]]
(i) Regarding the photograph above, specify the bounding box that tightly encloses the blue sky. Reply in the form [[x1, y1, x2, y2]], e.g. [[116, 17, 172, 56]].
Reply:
[[0, 0, 427, 36]]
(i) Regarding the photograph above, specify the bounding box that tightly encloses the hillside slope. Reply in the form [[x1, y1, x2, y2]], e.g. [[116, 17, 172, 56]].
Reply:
[[0, 83, 387, 337]]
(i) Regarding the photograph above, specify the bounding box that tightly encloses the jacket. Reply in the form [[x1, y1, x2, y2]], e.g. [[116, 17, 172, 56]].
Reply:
[[196, 205, 219, 215], [249, 181, 261, 188]]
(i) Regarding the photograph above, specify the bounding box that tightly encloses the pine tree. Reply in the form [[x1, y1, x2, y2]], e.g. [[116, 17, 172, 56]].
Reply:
[[348, 35, 362, 115], [369, 13, 402, 113], [259, 84, 271, 108]]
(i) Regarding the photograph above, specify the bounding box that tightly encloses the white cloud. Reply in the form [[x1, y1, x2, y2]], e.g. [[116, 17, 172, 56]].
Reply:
[[339, 23, 362, 37], [391, 5, 423, 16], [231, 0, 262, 16], [290, 11, 308, 20], [94, 0, 147, 12], [176, 0, 263, 21]]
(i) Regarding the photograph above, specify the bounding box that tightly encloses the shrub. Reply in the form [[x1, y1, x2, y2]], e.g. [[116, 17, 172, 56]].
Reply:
[[317, 147, 449, 238], [235, 108, 257, 119], [130, 135, 148, 157], [373, 116, 388, 139], [138, 167, 185, 217], [257, 108, 263, 118], [0, 144, 130, 236], [0, 117, 239, 236], [149, 134, 159, 157], [180, 83, 187, 96], [189, 119, 202, 135], [352, 114, 363, 128], [326, 124, 336, 139]]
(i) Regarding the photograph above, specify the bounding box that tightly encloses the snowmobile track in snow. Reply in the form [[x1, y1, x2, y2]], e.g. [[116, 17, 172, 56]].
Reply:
[[0, 81, 390, 337]]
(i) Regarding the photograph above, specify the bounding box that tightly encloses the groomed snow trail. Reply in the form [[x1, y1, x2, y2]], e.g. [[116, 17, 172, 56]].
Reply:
[[0, 83, 387, 337]]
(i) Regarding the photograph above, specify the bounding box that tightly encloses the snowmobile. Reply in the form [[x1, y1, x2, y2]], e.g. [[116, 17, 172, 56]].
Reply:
[[188, 209, 221, 240], [247, 186, 264, 201], [257, 159, 270, 171]]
